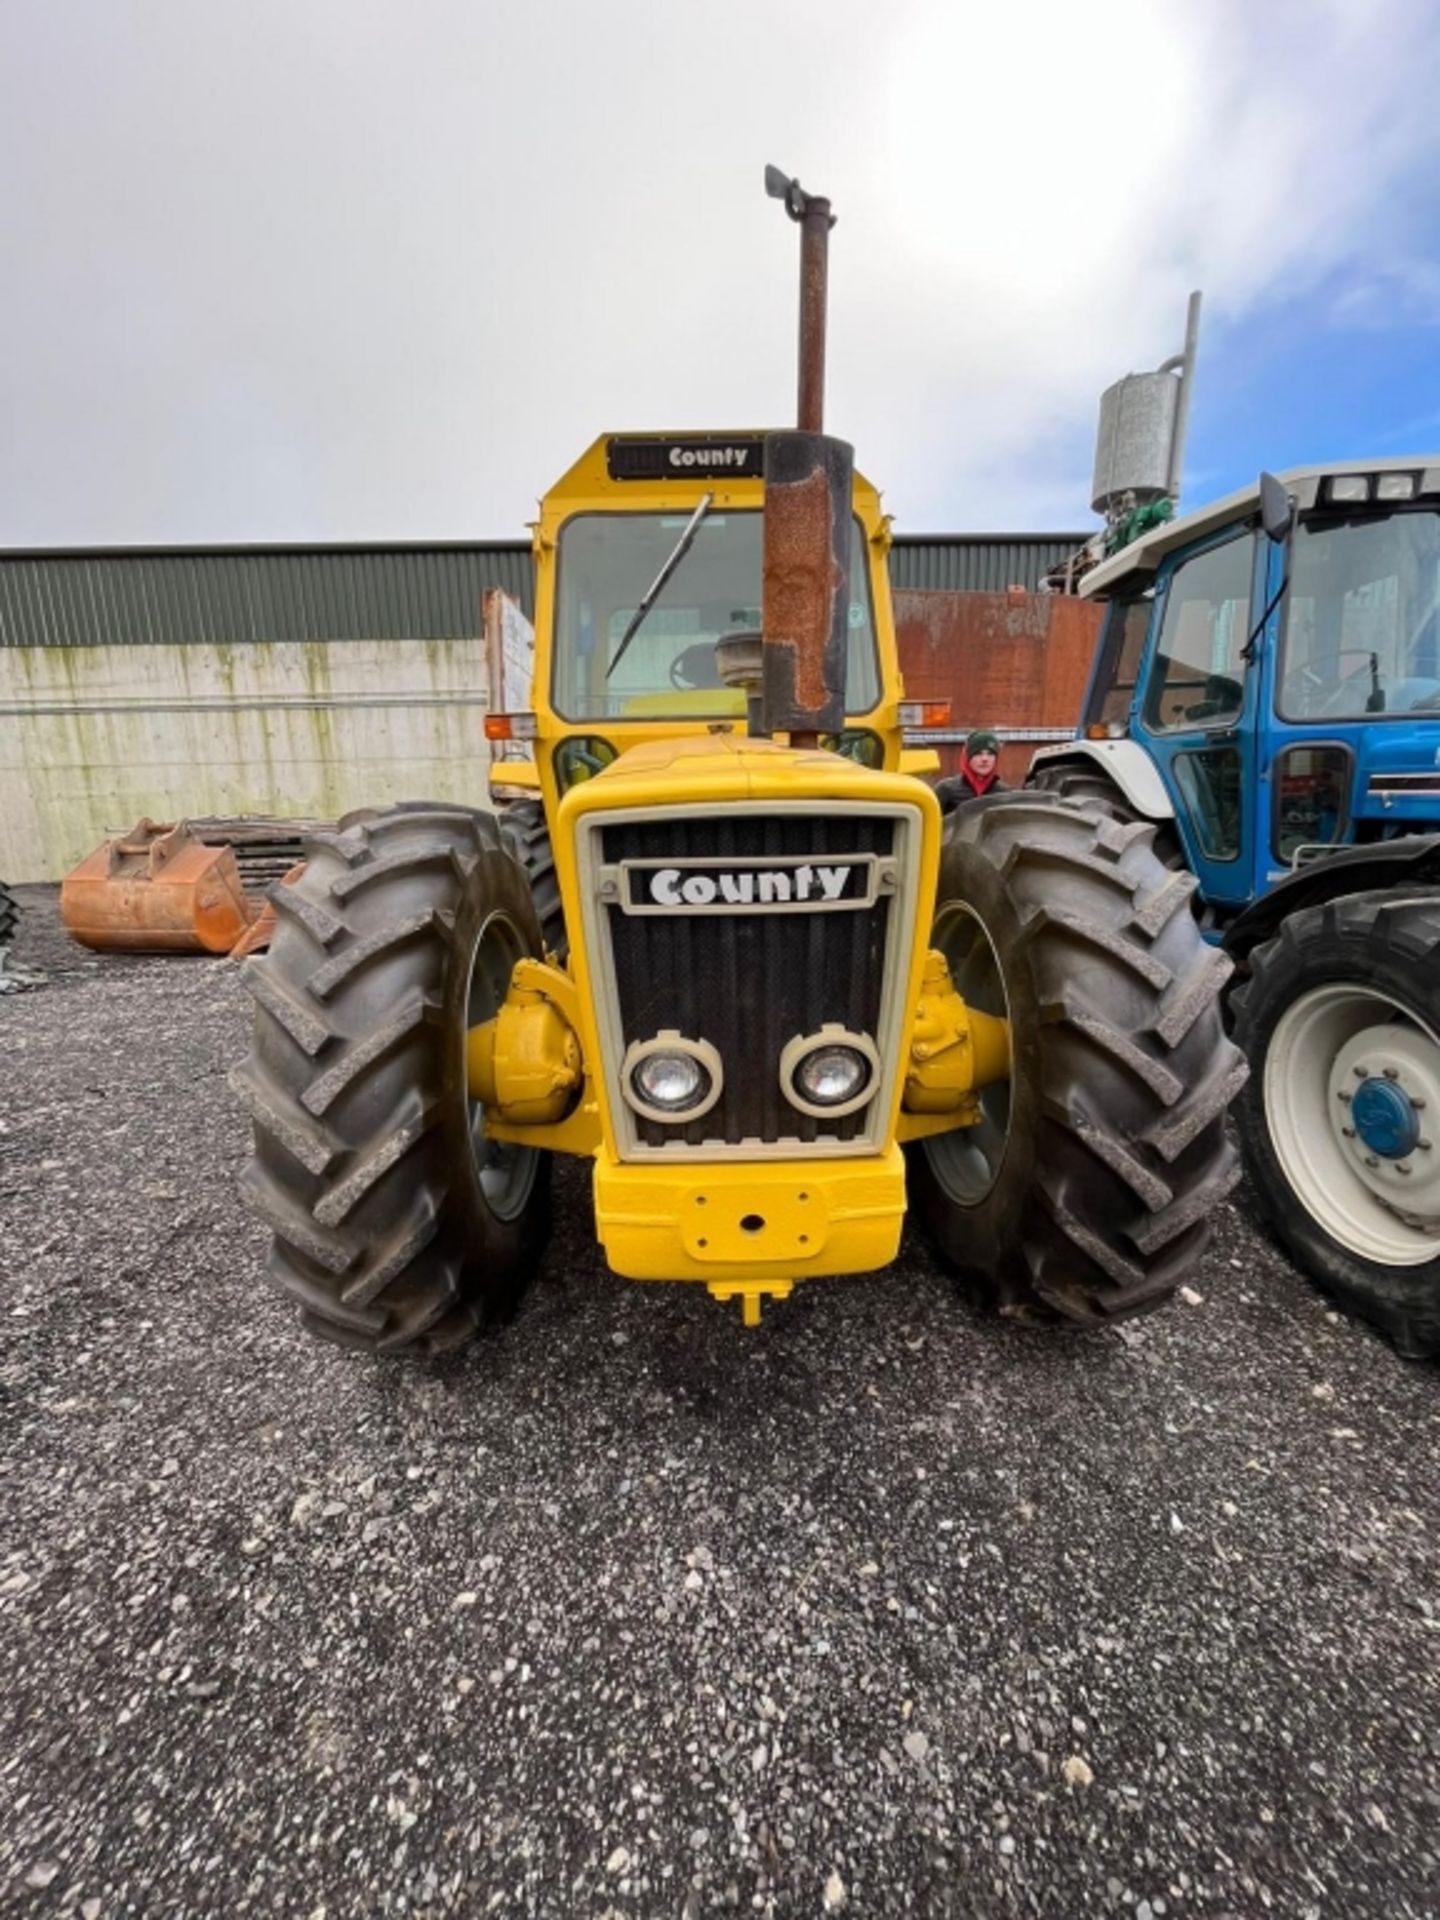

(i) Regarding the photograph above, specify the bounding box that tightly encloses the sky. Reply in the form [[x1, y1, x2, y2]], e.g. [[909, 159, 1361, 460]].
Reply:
[[2, 0, 1438, 548]]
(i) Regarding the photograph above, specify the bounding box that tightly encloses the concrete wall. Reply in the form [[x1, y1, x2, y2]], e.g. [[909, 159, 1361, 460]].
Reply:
[[1, 590, 1099, 880], [0, 639, 494, 882]]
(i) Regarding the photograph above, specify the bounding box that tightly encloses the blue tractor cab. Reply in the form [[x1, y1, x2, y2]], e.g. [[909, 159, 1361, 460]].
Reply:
[[1031, 458, 1440, 1358]]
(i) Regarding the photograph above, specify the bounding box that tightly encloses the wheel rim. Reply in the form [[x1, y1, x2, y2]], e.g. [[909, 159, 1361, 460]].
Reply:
[[464, 910, 540, 1223], [1265, 982, 1440, 1265], [921, 902, 1012, 1206]]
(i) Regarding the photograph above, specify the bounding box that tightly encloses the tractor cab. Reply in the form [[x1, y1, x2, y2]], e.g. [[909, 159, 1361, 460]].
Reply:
[[488, 430, 919, 828], [1045, 459, 1440, 916]]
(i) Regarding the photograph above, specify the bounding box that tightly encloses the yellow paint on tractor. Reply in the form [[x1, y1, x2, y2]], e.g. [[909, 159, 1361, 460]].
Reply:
[[469, 710, 1008, 1320], [593, 1149, 909, 1319], [466, 956, 583, 1125], [461, 432, 1014, 1321], [460, 434, 1014, 1321], [897, 949, 1012, 1129]]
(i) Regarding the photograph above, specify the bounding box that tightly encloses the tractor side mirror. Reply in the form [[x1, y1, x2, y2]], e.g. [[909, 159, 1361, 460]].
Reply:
[[1259, 470, 1295, 544]]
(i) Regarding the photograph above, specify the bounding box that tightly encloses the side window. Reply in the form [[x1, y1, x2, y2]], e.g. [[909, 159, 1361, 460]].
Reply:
[[1173, 747, 1243, 862], [1143, 535, 1256, 733], [1274, 744, 1352, 864], [1088, 595, 1153, 731]]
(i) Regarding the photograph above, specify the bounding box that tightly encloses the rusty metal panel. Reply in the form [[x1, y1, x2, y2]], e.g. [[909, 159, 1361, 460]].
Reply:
[[761, 430, 852, 738], [894, 588, 1104, 783]]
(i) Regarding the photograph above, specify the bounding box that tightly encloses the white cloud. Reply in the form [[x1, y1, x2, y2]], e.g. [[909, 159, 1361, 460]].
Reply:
[[0, 0, 1436, 544]]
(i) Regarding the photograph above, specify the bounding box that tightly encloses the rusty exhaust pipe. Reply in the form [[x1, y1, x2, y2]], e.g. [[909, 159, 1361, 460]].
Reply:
[[760, 166, 853, 749]]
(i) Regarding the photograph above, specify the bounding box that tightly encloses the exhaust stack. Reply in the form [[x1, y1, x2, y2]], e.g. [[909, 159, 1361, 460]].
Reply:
[[760, 167, 853, 747]]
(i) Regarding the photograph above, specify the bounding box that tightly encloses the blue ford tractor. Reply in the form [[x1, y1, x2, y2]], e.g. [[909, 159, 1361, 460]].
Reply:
[[1031, 457, 1440, 1358]]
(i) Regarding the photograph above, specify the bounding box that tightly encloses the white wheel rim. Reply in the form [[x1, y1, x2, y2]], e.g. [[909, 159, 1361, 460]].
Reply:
[[1265, 982, 1440, 1265]]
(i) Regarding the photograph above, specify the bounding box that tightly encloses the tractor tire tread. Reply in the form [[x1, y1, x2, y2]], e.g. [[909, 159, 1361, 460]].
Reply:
[[1152, 947, 1235, 1047], [340, 1201, 440, 1308], [241, 1161, 358, 1275], [498, 799, 566, 960], [1026, 763, 1188, 873], [1130, 870, 1200, 938], [1019, 902, 1174, 991], [910, 794, 1244, 1325], [238, 957, 334, 1057], [270, 885, 344, 949], [311, 1101, 438, 1228], [299, 994, 432, 1118], [331, 844, 471, 901], [229, 1060, 340, 1177], [235, 804, 550, 1353], [1047, 1002, 1185, 1107], [307, 911, 440, 1001]]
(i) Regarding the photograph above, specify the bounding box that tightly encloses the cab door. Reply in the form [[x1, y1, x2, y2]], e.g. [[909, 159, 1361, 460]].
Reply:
[[1130, 528, 1262, 908]]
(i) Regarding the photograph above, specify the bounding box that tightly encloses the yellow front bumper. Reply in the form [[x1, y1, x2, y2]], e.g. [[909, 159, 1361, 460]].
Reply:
[[593, 1147, 907, 1297]]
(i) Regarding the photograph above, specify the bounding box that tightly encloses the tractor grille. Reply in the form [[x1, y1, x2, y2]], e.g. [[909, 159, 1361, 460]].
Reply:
[[596, 811, 901, 1153]]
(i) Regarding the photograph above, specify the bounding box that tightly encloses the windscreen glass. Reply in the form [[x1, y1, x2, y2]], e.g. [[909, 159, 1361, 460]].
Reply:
[[1280, 511, 1440, 720], [552, 511, 881, 721]]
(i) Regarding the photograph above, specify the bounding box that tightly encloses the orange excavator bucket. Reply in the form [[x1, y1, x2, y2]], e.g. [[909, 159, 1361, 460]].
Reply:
[[227, 860, 306, 960], [61, 819, 259, 955]]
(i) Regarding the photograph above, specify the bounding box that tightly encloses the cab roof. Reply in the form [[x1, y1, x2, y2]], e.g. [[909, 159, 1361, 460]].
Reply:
[[542, 432, 884, 520], [1081, 454, 1440, 600]]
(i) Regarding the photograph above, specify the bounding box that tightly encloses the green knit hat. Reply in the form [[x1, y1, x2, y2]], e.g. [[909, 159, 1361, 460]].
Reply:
[[966, 729, 1000, 756]]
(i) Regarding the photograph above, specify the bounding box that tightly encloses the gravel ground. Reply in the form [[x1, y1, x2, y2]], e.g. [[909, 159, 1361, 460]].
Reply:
[[2, 883, 1438, 1920]]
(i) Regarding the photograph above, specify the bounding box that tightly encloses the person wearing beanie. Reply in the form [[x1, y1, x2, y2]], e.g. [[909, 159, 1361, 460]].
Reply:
[[935, 728, 1007, 812]]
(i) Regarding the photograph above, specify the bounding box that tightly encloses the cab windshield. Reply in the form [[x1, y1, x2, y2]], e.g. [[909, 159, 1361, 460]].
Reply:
[[552, 510, 881, 721], [1279, 510, 1440, 720]]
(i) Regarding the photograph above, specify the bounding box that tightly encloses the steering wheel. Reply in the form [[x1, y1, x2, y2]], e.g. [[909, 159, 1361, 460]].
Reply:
[[669, 641, 724, 691]]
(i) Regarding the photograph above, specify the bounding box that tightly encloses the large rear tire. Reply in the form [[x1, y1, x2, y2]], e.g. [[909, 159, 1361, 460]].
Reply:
[[1232, 892, 1440, 1359], [0, 881, 16, 952], [908, 794, 1245, 1323], [1027, 760, 1185, 872], [498, 799, 565, 961], [231, 805, 551, 1354]]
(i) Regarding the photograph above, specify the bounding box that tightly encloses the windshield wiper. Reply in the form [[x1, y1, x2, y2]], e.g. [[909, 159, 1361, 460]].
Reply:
[[606, 492, 713, 680]]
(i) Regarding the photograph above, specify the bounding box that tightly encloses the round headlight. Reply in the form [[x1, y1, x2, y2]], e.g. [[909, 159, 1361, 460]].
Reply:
[[632, 1049, 711, 1114], [794, 1044, 872, 1108]]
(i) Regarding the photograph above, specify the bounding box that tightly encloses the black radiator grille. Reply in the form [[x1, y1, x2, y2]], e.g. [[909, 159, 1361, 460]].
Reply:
[[601, 813, 896, 1149]]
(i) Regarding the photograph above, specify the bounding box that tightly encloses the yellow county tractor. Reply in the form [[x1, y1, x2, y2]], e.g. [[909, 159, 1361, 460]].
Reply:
[[232, 170, 1245, 1352]]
